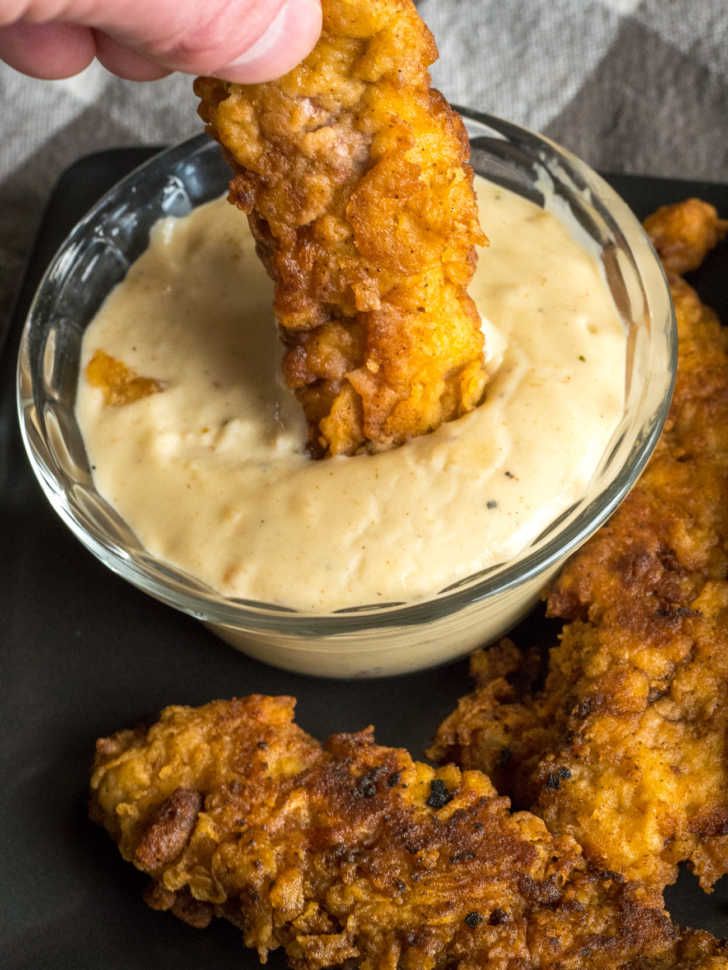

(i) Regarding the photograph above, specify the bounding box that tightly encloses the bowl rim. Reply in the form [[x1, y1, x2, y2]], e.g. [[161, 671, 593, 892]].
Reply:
[[16, 108, 677, 636]]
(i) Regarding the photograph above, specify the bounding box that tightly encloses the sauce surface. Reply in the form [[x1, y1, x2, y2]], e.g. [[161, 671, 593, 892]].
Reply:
[[76, 180, 625, 611]]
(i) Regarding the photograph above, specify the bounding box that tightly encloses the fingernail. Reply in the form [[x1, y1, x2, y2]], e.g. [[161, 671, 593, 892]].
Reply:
[[217, 0, 321, 83], [228, 0, 290, 68]]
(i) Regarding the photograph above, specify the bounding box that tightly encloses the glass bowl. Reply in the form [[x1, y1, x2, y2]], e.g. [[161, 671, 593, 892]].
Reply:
[[17, 110, 675, 679]]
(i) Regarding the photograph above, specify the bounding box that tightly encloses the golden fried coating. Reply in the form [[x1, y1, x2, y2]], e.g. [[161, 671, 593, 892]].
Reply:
[[85, 350, 164, 406], [431, 201, 728, 893], [89, 696, 727, 970], [645, 198, 728, 275], [194, 0, 487, 456]]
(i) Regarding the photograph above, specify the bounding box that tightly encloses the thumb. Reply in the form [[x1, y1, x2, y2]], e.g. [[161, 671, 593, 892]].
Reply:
[[209, 0, 322, 83], [101, 0, 323, 82]]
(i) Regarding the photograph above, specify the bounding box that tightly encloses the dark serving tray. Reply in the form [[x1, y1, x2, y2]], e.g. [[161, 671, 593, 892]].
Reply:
[[1, 150, 727, 969]]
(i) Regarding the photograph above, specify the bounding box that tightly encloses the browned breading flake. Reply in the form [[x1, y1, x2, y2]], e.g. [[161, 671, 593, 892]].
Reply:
[[134, 788, 201, 872], [86, 350, 164, 406]]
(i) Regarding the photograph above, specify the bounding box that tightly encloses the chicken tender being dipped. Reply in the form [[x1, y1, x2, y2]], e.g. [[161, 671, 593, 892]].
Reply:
[[195, 0, 488, 456], [431, 200, 728, 894], [90, 696, 727, 969]]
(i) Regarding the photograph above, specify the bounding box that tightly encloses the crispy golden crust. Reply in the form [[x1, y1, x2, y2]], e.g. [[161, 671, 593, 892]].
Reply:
[[194, 0, 487, 456], [431, 201, 728, 893], [85, 350, 165, 406], [89, 696, 727, 969], [645, 198, 728, 275]]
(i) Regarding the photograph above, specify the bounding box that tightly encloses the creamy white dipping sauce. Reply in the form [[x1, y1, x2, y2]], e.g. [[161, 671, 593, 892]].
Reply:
[[75, 179, 625, 612]]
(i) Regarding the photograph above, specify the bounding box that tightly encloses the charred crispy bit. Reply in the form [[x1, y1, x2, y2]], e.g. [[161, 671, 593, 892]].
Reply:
[[90, 696, 727, 969], [145, 883, 214, 929], [194, 0, 487, 456], [86, 350, 165, 406], [431, 200, 728, 893], [134, 788, 202, 872]]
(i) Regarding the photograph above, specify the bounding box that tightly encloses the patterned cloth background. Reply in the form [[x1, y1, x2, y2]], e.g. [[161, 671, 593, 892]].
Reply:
[[1, 0, 727, 330]]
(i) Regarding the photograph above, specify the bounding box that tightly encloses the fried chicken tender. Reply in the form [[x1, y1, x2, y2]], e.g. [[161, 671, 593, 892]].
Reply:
[[194, 0, 488, 456], [645, 198, 728, 275], [431, 200, 728, 893], [89, 696, 727, 970]]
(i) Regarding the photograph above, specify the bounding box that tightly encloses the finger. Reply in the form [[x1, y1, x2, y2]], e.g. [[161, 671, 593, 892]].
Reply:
[[11, 0, 321, 82], [93, 31, 170, 81], [212, 0, 322, 83], [0, 20, 95, 79]]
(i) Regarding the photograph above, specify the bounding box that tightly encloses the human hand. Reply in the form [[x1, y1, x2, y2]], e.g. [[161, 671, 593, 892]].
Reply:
[[0, 0, 321, 82]]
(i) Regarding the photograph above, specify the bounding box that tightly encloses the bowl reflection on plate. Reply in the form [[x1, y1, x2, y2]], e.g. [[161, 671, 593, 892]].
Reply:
[[16, 110, 675, 678]]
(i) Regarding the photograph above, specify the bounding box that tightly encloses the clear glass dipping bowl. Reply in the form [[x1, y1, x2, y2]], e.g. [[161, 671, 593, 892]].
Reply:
[[17, 110, 675, 678]]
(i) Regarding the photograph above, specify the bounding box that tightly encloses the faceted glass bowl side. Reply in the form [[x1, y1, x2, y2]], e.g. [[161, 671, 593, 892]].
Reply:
[[17, 113, 675, 677]]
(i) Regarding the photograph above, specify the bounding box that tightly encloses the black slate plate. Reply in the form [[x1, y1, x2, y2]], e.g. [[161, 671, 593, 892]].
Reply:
[[1, 150, 727, 969]]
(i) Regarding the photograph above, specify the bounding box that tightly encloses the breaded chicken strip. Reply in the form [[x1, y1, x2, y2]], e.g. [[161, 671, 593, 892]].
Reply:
[[431, 201, 728, 893], [195, 0, 487, 456], [89, 696, 727, 969], [645, 198, 728, 275]]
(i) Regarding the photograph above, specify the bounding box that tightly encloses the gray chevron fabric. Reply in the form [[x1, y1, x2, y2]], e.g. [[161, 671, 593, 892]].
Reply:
[[1, 0, 727, 330]]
